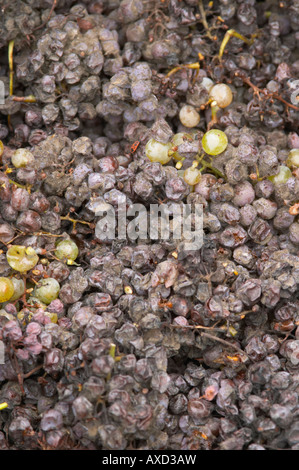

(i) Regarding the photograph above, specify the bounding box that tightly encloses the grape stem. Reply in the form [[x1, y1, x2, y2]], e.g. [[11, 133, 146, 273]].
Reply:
[[218, 29, 257, 61], [234, 71, 299, 111], [60, 213, 95, 232], [166, 62, 200, 79], [32, 0, 58, 32], [7, 40, 14, 130], [195, 154, 225, 179], [12, 95, 37, 103], [198, 0, 215, 41], [167, 323, 248, 359]]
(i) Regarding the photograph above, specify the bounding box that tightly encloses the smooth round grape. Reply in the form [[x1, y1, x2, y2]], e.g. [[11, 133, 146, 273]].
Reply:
[[268, 166, 292, 185], [0, 277, 14, 302], [179, 105, 200, 128], [202, 129, 228, 156], [145, 138, 172, 164], [6, 246, 39, 272], [183, 167, 202, 186], [11, 148, 35, 168], [209, 84, 233, 108], [286, 149, 299, 168], [34, 278, 60, 305], [10, 278, 25, 301], [55, 239, 79, 261]]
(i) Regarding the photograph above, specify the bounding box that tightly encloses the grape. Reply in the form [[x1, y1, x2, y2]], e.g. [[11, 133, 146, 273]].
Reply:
[[27, 296, 47, 311], [286, 149, 299, 168], [172, 133, 192, 146], [17, 309, 34, 323], [6, 246, 39, 272], [145, 139, 173, 165], [179, 105, 200, 128], [0, 140, 3, 158], [10, 278, 25, 302], [209, 84, 233, 108], [171, 133, 193, 161], [0, 277, 15, 302], [268, 166, 292, 185], [11, 148, 35, 168], [44, 312, 58, 323], [0, 309, 14, 321], [55, 239, 79, 262], [201, 77, 214, 92], [183, 167, 202, 186], [202, 129, 228, 156], [34, 278, 60, 305]]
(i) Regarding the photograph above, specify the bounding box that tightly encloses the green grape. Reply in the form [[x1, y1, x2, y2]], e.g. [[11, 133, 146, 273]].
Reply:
[[171, 133, 193, 161], [10, 278, 25, 302], [34, 278, 60, 305], [145, 139, 173, 164], [55, 239, 79, 261], [6, 245, 39, 272], [286, 149, 299, 169], [202, 129, 228, 156], [11, 148, 35, 168], [183, 167, 201, 186], [268, 165, 292, 185], [0, 277, 15, 302]]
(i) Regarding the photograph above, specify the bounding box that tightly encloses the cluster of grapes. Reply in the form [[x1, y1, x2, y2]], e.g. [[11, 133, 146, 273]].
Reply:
[[145, 79, 299, 190], [0, 239, 79, 318], [144, 83, 236, 186], [145, 127, 228, 186]]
